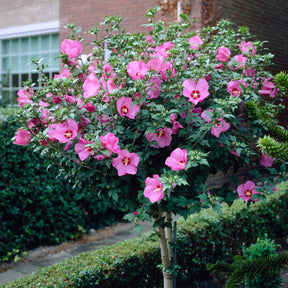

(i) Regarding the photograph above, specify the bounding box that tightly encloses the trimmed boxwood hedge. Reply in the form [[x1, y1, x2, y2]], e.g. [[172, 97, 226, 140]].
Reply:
[[5, 181, 288, 288], [0, 110, 123, 262]]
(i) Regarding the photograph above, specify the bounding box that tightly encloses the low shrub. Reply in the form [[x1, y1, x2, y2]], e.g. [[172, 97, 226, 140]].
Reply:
[[5, 181, 288, 288], [243, 235, 282, 287], [0, 111, 123, 262]]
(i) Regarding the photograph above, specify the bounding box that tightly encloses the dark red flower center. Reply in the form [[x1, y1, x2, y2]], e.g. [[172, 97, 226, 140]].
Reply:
[[154, 185, 162, 192], [64, 130, 73, 139], [85, 146, 93, 152], [232, 88, 239, 95], [157, 130, 165, 138], [245, 189, 252, 197], [191, 90, 200, 99], [121, 106, 129, 114], [122, 157, 131, 166]]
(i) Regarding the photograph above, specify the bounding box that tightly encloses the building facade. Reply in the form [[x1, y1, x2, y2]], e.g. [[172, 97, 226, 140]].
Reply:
[[0, 0, 59, 106], [0, 0, 287, 106]]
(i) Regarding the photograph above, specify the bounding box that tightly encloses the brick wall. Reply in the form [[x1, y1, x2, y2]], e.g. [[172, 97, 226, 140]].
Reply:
[[214, 0, 288, 74], [60, 0, 175, 53], [0, 0, 59, 29]]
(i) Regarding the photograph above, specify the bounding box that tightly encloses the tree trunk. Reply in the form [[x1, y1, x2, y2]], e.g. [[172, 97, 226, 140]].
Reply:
[[157, 211, 174, 288]]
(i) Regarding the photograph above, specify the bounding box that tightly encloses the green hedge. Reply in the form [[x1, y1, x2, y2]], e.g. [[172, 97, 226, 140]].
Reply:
[[5, 181, 288, 288], [0, 111, 123, 262]]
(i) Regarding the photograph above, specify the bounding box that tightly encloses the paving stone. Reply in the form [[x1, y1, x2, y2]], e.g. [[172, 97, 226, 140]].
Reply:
[[0, 269, 26, 286], [0, 221, 154, 286]]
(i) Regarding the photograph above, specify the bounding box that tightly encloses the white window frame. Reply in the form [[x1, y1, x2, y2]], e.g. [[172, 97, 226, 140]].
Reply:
[[0, 21, 59, 106]]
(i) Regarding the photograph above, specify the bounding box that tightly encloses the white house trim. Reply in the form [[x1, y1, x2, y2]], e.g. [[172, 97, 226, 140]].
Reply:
[[0, 21, 59, 40]]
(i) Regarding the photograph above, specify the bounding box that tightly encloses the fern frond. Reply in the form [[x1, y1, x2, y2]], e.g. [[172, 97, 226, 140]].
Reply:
[[266, 123, 288, 142], [224, 252, 288, 288], [208, 260, 236, 275], [274, 71, 288, 91], [257, 135, 288, 161], [224, 260, 251, 288], [243, 101, 260, 120]]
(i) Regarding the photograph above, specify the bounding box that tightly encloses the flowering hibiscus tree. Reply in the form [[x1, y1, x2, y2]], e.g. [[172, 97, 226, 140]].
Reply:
[[13, 7, 287, 287]]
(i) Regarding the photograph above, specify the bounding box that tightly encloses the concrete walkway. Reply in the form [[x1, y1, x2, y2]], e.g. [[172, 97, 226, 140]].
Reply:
[[0, 221, 153, 286]]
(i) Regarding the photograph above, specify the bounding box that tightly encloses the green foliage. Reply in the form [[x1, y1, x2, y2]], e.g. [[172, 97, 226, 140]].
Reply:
[[274, 71, 288, 92], [243, 71, 288, 161], [0, 112, 123, 262], [210, 235, 285, 288], [4, 181, 288, 288], [257, 135, 288, 162], [13, 10, 287, 227], [243, 235, 282, 288]]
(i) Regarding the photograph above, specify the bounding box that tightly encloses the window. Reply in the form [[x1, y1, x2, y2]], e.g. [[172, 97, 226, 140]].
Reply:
[[1, 33, 59, 107]]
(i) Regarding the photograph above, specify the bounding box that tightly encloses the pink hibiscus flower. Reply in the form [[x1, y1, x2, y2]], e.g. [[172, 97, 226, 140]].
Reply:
[[146, 127, 173, 148], [189, 35, 203, 50], [82, 103, 96, 113], [112, 150, 140, 176], [239, 41, 256, 56], [61, 39, 82, 60], [144, 175, 164, 203], [100, 132, 121, 154], [260, 152, 275, 168], [237, 180, 259, 202], [183, 78, 209, 105], [147, 76, 162, 99], [116, 97, 140, 119], [64, 95, 77, 104], [227, 80, 246, 97], [13, 129, 32, 145], [228, 54, 247, 70], [147, 58, 166, 72], [17, 87, 34, 107], [165, 148, 188, 171], [258, 78, 278, 98], [246, 68, 256, 78], [54, 68, 72, 80], [83, 73, 100, 98], [216, 46, 231, 62], [102, 63, 116, 80], [172, 121, 183, 134], [127, 60, 149, 80], [101, 78, 117, 103], [201, 109, 213, 123], [211, 118, 230, 137], [48, 119, 78, 143], [154, 41, 174, 60], [75, 138, 95, 161]]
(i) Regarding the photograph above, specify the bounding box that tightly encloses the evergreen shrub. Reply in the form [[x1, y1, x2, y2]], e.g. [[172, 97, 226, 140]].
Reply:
[[0, 112, 123, 262], [4, 181, 288, 288]]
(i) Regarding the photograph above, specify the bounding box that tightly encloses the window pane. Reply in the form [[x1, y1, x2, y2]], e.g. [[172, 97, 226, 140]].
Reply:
[[11, 89, 19, 105], [31, 73, 39, 84], [11, 39, 19, 54], [21, 38, 29, 53], [51, 52, 59, 70], [12, 74, 19, 87], [41, 35, 50, 51], [31, 36, 39, 52], [0, 90, 11, 106], [20, 55, 30, 71], [2, 57, 10, 71], [1, 33, 59, 107], [40, 53, 49, 67], [2, 40, 10, 55], [51, 34, 59, 49], [11, 57, 19, 71], [21, 73, 29, 84], [1, 73, 10, 88]]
